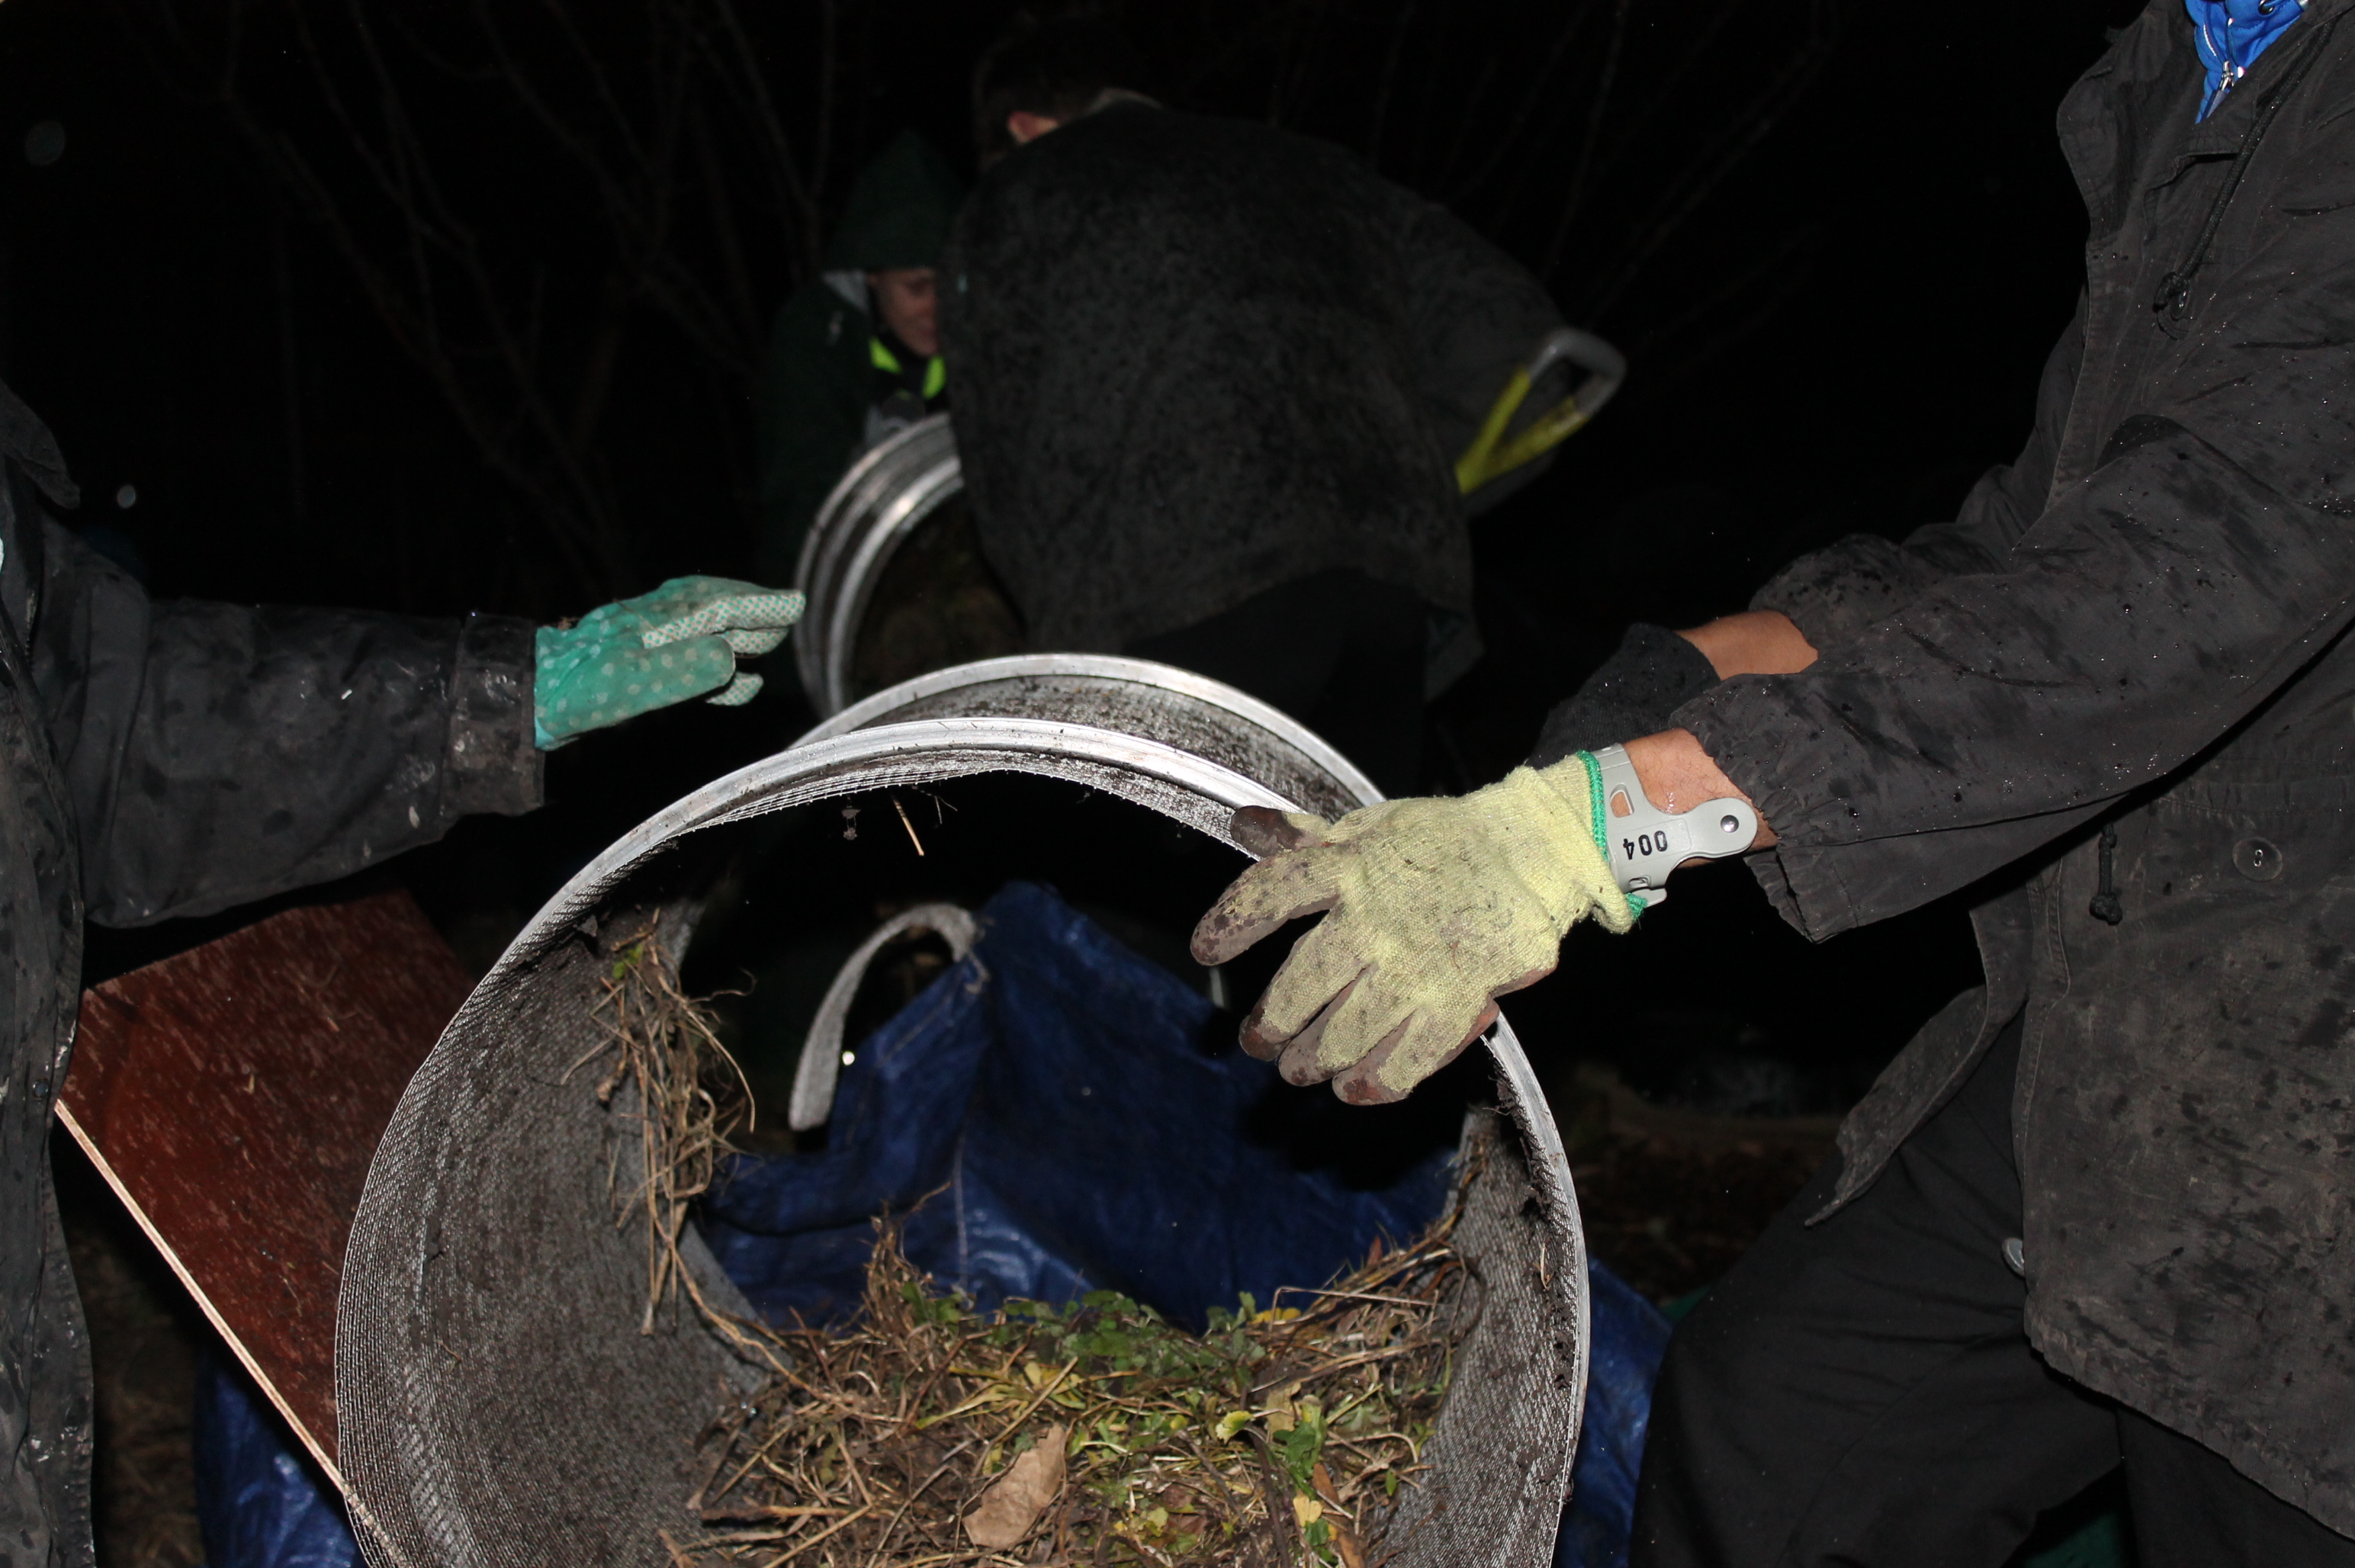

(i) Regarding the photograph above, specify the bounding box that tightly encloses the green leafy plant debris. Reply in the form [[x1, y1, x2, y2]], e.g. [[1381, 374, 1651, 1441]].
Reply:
[[678, 1200, 1473, 1566], [590, 939, 1478, 1566]]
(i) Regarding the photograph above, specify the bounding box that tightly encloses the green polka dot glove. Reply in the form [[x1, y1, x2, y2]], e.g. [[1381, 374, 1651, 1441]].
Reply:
[[534, 576, 805, 749]]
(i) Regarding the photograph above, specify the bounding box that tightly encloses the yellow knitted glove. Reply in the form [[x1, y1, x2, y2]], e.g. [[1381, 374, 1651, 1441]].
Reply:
[[1190, 757, 1637, 1104]]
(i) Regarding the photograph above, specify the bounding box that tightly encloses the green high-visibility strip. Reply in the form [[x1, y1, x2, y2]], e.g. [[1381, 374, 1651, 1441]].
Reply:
[[871, 338, 945, 400]]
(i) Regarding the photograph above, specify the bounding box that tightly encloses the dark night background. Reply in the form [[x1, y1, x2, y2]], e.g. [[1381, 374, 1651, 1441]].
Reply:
[[9, 2, 2158, 1558], [4, 0, 2141, 1103], [2, 2, 2128, 643]]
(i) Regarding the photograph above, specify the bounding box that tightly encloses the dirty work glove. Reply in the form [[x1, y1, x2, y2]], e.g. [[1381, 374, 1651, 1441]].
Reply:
[[1190, 757, 1640, 1104], [534, 576, 805, 749]]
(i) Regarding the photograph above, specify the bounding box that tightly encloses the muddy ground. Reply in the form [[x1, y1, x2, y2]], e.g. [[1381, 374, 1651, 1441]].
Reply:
[[56, 1136, 207, 1566]]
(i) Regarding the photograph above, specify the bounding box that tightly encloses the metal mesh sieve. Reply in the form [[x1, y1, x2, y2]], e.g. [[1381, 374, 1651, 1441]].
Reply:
[[336, 660, 1589, 1566]]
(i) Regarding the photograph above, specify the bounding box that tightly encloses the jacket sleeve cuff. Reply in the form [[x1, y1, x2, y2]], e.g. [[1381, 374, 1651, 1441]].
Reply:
[[1528, 623, 1718, 766], [1749, 533, 1952, 650], [1679, 678, 2106, 941], [445, 612, 544, 818], [1673, 682, 1863, 937]]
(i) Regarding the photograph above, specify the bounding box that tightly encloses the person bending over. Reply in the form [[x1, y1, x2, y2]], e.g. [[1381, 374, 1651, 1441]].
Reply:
[[943, 19, 1579, 795]]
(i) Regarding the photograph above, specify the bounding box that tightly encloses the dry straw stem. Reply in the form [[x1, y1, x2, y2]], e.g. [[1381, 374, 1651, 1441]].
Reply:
[[584, 917, 754, 1335]]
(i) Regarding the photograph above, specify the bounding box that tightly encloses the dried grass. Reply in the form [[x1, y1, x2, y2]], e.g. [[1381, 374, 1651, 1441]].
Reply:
[[679, 1212, 1471, 1568], [582, 917, 752, 1335], [592, 922, 1475, 1566]]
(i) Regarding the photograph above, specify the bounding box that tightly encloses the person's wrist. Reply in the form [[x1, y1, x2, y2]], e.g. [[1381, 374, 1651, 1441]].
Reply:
[[1622, 730, 1775, 849], [1675, 610, 1817, 680], [532, 625, 566, 750]]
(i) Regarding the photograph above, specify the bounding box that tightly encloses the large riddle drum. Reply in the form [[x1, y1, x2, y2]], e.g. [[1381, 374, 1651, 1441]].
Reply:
[[792, 416, 1025, 718], [334, 656, 1592, 1566]]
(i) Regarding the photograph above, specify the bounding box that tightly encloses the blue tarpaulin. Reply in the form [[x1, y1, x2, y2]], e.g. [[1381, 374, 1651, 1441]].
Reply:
[[195, 879, 1669, 1567], [701, 881, 1458, 1326], [1561, 1261, 1674, 1568], [708, 881, 1674, 1567], [193, 1352, 360, 1568]]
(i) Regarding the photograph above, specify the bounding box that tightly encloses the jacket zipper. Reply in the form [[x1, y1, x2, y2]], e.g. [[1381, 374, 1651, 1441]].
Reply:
[[2154, 16, 2340, 322], [2200, 14, 2243, 117]]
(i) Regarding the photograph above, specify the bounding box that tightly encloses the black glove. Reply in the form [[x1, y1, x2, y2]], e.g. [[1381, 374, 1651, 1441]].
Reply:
[[1528, 623, 1719, 766]]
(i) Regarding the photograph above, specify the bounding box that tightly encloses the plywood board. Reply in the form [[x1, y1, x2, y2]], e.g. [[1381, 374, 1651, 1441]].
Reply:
[[59, 889, 474, 1489]]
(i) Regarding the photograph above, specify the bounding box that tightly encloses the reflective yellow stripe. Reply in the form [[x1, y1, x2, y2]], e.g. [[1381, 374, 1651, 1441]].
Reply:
[[1454, 365, 1589, 494], [869, 337, 902, 374]]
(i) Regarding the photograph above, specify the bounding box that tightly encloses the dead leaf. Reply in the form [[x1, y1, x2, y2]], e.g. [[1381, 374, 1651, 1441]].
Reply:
[[1155, 1481, 1212, 1537], [962, 1423, 1067, 1549], [1314, 1461, 1366, 1568]]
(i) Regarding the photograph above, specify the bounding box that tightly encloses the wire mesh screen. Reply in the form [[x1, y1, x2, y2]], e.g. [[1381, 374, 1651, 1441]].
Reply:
[[337, 672, 1588, 1567]]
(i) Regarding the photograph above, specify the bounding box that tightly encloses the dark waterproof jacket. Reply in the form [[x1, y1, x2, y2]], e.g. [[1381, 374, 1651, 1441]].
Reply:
[[1663, 2, 2355, 1530], [940, 106, 1565, 652], [0, 385, 541, 1564]]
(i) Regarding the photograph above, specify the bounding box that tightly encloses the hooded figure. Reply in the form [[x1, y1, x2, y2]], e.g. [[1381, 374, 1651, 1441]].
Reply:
[[942, 24, 1570, 797], [753, 131, 967, 584]]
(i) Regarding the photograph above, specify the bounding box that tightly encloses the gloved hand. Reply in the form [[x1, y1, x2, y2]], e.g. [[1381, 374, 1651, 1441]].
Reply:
[[1190, 757, 1641, 1104], [535, 576, 805, 749]]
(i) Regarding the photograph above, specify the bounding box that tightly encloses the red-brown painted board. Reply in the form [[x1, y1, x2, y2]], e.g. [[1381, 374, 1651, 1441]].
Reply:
[[59, 889, 474, 1486]]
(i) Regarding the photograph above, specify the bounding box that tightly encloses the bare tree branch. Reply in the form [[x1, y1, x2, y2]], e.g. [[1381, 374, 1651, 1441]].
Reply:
[[107, 0, 851, 602], [1539, 0, 1629, 281], [106, 0, 1855, 609], [1364, 0, 1418, 165]]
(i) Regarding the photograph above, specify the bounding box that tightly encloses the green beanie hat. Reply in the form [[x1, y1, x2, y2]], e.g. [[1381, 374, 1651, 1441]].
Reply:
[[822, 130, 966, 272]]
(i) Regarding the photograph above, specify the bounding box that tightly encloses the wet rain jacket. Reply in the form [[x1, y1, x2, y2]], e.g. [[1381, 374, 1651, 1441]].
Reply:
[[1659, 0, 2355, 1530], [940, 104, 1566, 654], [0, 382, 541, 1564]]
